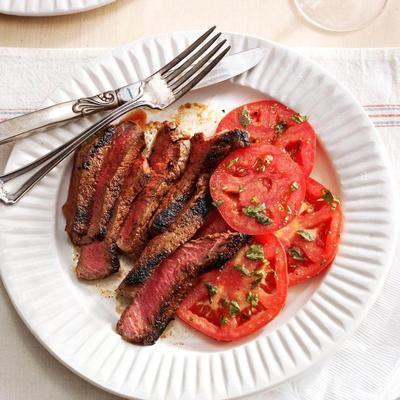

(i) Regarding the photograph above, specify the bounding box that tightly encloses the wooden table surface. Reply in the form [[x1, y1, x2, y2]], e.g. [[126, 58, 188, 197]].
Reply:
[[0, 0, 399, 48]]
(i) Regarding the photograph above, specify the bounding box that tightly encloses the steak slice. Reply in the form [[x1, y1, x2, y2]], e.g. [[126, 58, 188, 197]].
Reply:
[[77, 121, 144, 245], [117, 173, 212, 298], [193, 208, 231, 239], [117, 122, 190, 258], [116, 232, 250, 345], [149, 129, 249, 237], [76, 157, 150, 280], [64, 126, 116, 244], [86, 125, 146, 241]]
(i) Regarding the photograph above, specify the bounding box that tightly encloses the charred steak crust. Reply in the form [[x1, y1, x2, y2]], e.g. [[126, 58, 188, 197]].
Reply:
[[87, 124, 146, 241], [149, 129, 249, 237], [65, 126, 116, 244], [76, 157, 150, 280], [116, 232, 250, 345], [118, 174, 212, 297], [116, 122, 190, 257]]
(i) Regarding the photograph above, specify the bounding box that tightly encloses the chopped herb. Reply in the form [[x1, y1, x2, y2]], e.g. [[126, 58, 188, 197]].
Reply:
[[243, 203, 266, 215], [234, 264, 252, 276], [297, 229, 315, 241], [291, 114, 308, 124], [242, 203, 272, 226], [258, 164, 266, 172], [288, 247, 304, 261], [251, 270, 265, 288], [245, 244, 265, 260], [256, 213, 273, 225], [322, 190, 334, 204], [221, 298, 229, 306], [238, 184, 245, 193], [239, 108, 252, 127], [246, 291, 259, 307], [229, 301, 240, 317], [212, 199, 223, 208], [220, 315, 229, 325], [265, 155, 273, 164], [226, 157, 239, 170], [286, 204, 292, 214], [275, 120, 287, 134], [290, 181, 299, 192], [320, 258, 327, 265], [204, 282, 217, 303], [251, 196, 259, 204]]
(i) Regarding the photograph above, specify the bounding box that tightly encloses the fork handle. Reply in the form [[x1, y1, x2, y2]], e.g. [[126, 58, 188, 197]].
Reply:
[[0, 88, 146, 205], [0, 90, 121, 146]]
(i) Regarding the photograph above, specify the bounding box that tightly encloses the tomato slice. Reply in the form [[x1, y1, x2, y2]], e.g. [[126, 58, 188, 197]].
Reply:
[[177, 235, 287, 341], [193, 209, 231, 238], [258, 177, 343, 286], [210, 144, 306, 235], [217, 100, 316, 176]]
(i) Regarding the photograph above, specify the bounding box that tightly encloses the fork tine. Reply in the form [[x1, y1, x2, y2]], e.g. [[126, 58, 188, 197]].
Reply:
[[173, 45, 231, 100], [164, 33, 222, 84], [158, 26, 216, 75], [170, 40, 228, 93]]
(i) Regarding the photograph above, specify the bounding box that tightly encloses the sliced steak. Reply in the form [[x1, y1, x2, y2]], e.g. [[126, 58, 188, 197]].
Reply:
[[193, 208, 231, 239], [86, 126, 146, 241], [117, 122, 190, 258], [149, 129, 249, 237], [64, 127, 116, 244], [116, 232, 250, 345], [76, 157, 150, 280], [118, 173, 212, 297]]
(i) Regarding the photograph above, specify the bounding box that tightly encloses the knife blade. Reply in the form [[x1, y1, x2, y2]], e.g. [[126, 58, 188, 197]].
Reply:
[[0, 47, 266, 145]]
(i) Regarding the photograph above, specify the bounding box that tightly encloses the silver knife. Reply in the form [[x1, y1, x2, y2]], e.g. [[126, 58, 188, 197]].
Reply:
[[0, 47, 266, 145]]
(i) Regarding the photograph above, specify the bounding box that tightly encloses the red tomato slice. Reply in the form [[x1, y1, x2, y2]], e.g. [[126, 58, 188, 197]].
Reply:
[[177, 235, 287, 341], [258, 177, 343, 286], [217, 100, 316, 176], [210, 144, 306, 235]]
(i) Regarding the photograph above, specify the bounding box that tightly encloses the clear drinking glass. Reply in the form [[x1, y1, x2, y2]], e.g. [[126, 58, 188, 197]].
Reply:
[[294, 0, 388, 32]]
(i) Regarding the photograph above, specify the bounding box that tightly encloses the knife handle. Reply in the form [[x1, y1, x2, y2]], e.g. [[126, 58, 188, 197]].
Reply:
[[0, 90, 120, 145]]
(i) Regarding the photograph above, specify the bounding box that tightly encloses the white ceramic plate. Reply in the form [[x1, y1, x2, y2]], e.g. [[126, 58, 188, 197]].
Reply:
[[0, 32, 397, 400], [0, 0, 114, 16]]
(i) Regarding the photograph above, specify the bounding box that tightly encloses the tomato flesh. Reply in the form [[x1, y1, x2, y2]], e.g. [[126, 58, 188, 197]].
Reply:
[[217, 100, 316, 176], [210, 144, 306, 235], [177, 235, 287, 341], [258, 177, 343, 286]]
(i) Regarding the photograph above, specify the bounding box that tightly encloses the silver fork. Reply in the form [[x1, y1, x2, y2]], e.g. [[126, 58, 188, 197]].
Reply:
[[0, 27, 230, 205]]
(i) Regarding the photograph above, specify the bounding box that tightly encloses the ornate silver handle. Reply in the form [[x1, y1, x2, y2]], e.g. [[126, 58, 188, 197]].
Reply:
[[0, 90, 120, 145], [0, 88, 145, 205]]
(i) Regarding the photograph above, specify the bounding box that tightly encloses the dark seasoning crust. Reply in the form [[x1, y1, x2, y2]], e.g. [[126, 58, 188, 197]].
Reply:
[[63, 103, 253, 345]]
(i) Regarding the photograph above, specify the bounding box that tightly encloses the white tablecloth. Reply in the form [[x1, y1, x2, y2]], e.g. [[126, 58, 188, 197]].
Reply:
[[0, 46, 399, 400]]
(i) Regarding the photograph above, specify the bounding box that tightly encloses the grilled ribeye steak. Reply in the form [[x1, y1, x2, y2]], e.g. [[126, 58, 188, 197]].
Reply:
[[64, 121, 144, 245], [116, 232, 250, 345], [76, 156, 150, 280], [149, 129, 249, 237], [117, 122, 190, 258], [118, 173, 212, 297]]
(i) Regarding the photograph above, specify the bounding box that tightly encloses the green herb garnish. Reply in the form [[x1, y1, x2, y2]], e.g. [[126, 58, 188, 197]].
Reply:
[[220, 315, 229, 325], [246, 291, 259, 307], [229, 301, 240, 317], [212, 199, 223, 208], [290, 181, 299, 192], [297, 229, 315, 242], [251, 270, 265, 288], [239, 108, 251, 127], [322, 190, 334, 204], [242, 203, 272, 226], [291, 114, 308, 124], [265, 155, 273, 164], [226, 157, 239, 170], [288, 247, 304, 261], [275, 120, 287, 134], [245, 244, 265, 260], [234, 264, 252, 276], [204, 282, 217, 303]]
